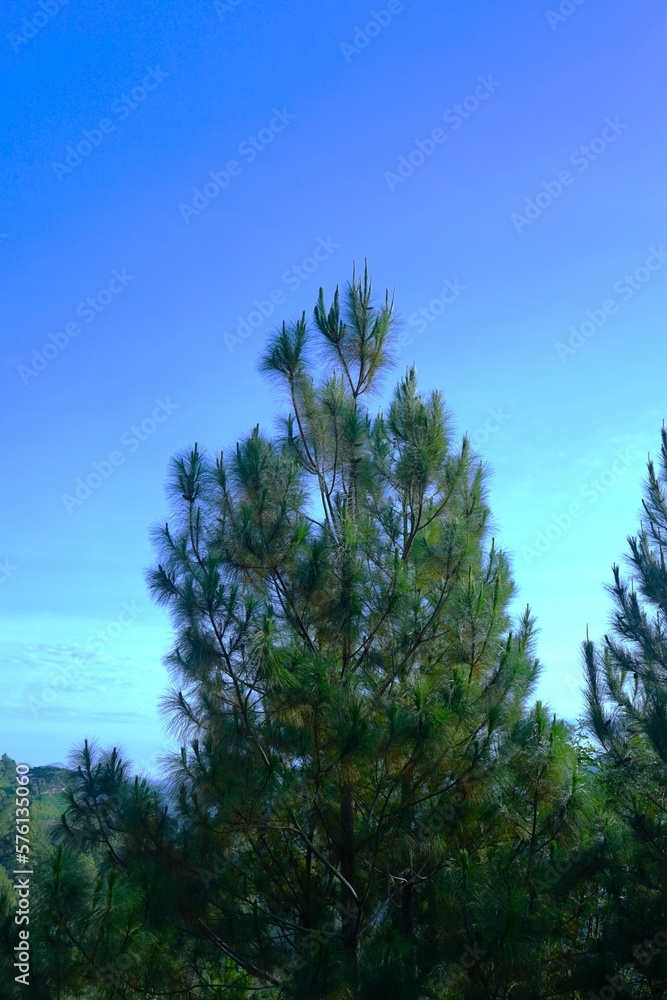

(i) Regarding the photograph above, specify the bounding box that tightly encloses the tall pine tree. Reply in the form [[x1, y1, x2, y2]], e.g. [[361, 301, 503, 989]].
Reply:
[[143, 265, 549, 997]]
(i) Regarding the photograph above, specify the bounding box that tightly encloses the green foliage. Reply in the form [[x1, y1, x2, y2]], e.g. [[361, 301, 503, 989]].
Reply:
[[8, 266, 663, 998], [584, 427, 667, 996], [0, 756, 67, 877], [131, 266, 582, 996]]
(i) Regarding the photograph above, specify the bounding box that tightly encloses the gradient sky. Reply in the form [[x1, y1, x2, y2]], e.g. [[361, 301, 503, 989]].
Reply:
[[2, 0, 666, 771]]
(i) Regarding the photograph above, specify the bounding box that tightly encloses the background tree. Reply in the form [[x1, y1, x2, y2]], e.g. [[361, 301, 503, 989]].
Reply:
[[585, 426, 667, 997], [0, 740, 249, 999]]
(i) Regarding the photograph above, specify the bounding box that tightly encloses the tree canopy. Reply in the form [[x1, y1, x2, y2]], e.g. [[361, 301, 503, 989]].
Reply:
[[2, 267, 667, 999]]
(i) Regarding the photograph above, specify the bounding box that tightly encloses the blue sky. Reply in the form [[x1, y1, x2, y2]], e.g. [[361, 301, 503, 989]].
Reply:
[[1, 0, 666, 770]]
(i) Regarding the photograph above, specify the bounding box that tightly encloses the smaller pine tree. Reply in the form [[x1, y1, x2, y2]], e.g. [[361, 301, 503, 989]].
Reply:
[[585, 426, 667, 996]]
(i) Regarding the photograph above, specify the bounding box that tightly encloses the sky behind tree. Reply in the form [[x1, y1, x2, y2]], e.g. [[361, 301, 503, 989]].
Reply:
[[2, 0, 666, 769]]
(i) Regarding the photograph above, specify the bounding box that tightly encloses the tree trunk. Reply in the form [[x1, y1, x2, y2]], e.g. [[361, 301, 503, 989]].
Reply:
[[340, 782, 359, 993]]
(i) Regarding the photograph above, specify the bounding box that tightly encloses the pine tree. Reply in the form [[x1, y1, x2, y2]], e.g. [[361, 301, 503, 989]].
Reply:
[[141, 265, 549, 997], [585, 426, 667, 997]]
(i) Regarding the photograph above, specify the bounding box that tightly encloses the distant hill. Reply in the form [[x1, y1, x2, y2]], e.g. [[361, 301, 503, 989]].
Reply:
[[0, 755, 73, 872], [30, 764, 71, 793], [0, 755, 173, 874]]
